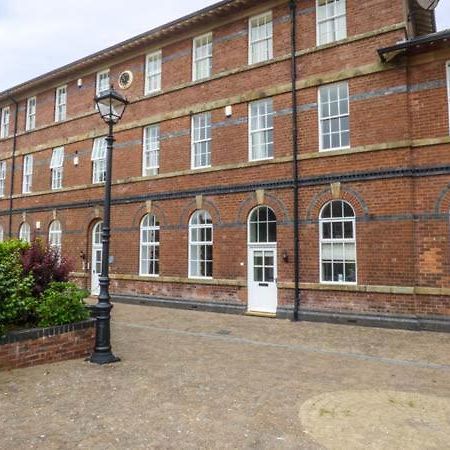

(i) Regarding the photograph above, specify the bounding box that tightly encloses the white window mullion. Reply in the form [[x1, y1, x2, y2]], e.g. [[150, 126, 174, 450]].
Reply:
[[319, 82, 350, 151], [0, 106, 10, 138], [91, 138, 107, 184], [317, 0, 347, 46], [26, 97, 36, 131], [143, 125, 160, 176], [55, 85, 67, 122], [191, 112, 212, 169], [193, 33, 213, 81], [145, 51, 162, 95], [249, 98, 274, 161], [22, 154, 33, 193], [0, 161, 6, 197], [249, 11, 273, 65]]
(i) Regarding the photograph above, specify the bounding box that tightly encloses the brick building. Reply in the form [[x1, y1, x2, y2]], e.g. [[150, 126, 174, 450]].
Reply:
[[0, 0, 449, 329]]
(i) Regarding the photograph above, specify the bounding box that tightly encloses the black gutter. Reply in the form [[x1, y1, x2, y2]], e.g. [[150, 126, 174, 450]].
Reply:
[[378, 28, 450, 62], [7, 96, 18, 238], [289, 0, 301, 322]]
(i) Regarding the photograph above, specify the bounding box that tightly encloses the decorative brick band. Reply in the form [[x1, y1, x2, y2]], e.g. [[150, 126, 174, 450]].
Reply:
[[0, 319, 95, 370]]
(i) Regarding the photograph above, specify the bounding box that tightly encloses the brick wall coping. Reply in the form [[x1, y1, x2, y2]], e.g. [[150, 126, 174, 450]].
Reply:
[[0, 319, 95, 346]]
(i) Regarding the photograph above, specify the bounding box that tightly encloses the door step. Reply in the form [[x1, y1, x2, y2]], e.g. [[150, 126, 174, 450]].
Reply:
[[245, 311, 277, 318]]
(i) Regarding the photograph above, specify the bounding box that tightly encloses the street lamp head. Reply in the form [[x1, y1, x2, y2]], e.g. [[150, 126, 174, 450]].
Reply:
[[94, 86, 128, 124]]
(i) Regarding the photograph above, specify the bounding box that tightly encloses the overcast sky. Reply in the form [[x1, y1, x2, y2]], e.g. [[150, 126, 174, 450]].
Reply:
[[0, 0, 449, 92]]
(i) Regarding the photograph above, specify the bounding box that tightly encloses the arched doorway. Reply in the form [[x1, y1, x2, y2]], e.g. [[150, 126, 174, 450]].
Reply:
[[247, 206, 278, 314], [91, 221, 103, 295]]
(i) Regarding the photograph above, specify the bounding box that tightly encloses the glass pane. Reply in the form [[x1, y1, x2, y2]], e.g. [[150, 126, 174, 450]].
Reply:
[[265, 253, 274, 267], [321, 203, 332, 218], [259, 222, 267, 242], [345, 263, 356, 282], [322, 262, 332, 281], [322, 222, 332, 239], [254, 252, 263, 266], [332, 243, 344, 260], [344, 243, 356, 261], [254, 267, 263, 282], [322, 243, 332, 259], [332, 222, 343, 239], [344, 221, 353, 239], [268, 222, 276, 242], [332, 201, 342, 218], [333, 263, 344, 282], [265, 267, 274, 282]]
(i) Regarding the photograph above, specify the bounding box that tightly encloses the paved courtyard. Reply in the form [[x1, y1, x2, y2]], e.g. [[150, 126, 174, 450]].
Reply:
[[1, 303, 450, 449]]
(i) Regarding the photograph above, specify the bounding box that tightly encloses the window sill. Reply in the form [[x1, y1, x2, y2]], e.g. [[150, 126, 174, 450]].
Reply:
[[249, 156, 274, 163], [191, 165, 212, 170], [319, 146, 351, 153], [320, 281, 357, 286], [188, 276, 213, 281]]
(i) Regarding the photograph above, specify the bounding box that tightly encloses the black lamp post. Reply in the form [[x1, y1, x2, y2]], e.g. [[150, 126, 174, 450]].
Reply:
[[90, 86, 128, 365]]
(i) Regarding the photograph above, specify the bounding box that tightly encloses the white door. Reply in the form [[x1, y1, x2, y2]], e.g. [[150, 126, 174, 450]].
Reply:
[[248, 246, 278, 314], [91, 222, 103, 296]]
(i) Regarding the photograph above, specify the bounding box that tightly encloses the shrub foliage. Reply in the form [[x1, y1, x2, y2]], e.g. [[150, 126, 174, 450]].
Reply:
[[0, 239, 88, 336]]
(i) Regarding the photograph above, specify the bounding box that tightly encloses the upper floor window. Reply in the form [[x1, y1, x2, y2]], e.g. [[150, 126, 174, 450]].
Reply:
[[189, 210, 213, 279], [249, 11, 273, 65], [317, 0, 347, 46], [55, 85, 67, 122], [140, 214, 160, 276], [193, 33, 213, 81], [319, 82, 350, 151], [91, 137, 107, 184], [191, 112, 212, 169], [49, 220, 62, 254], [19, 222, 31, 243], [0, 106, 10, 138], [0, 225, 3, 243], [143, 124, 160, 176], [96, 69, 110, 96], [0, 161, 6, 197], [50, 146, 64, 190], [145, 51, 162, 95], [447, 61, 450, 133], [249, 98, 274, 161], [26, 97, 36, 131], [320, 200, 356, 284], [22, 154, 33, 193]]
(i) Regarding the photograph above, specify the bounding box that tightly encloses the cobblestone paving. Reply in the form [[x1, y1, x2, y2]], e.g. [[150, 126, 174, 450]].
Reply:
[[1, 303, 449, 449]]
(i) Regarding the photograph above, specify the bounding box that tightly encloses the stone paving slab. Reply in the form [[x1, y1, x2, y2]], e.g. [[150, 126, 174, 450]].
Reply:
[[0, 303, 449, 449]]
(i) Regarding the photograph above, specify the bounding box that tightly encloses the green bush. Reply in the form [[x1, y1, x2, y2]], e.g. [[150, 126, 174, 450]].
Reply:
[[36, 282, 90, 328], [0, 240, 35, 335]]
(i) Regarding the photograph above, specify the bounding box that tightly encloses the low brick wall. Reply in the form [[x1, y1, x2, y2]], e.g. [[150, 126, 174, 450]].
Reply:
[[0, 320, 95, 370]]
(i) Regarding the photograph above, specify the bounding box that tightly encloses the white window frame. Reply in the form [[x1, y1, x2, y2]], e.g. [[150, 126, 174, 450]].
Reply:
[[50, 146, 64, 190], [446, 61, 450, 134], [96, 69, 110, 97], [318, 82, 350, 151], [191, 112, 212, 169], [189, 210, 213, 279], [19, 222, 31, 243], [319, 200, 357, 284], [0, 225, 3, 243], [248, 11, 273, 65], [91, 137, 107, 184], [145, 51, 162, 95], [143, 125, 160, 176], [139, 214, 160, 277], [248, 206, 277, 244], [193, 33, 213, 81], [49, 220, 62, 253], [22, 154, 33, 194], [26, 97, 36, 131], [55, 85, 67, 122], [0, 161, 6, 197], [249, 98, 274, 161], [0, 106, 10, 138], [316, 0, 347, 46]]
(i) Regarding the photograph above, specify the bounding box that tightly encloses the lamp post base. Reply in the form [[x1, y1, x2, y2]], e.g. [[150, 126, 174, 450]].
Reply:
[[89, 351, 121, 365]]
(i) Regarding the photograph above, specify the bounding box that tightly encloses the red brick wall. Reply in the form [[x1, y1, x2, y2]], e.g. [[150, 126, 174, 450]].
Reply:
[[0, 321, 95, 370]]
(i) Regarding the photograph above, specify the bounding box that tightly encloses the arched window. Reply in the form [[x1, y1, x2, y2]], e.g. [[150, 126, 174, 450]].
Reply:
[[19, 222, 31, 243], [189, 210, 213, 278], [248, 206, 277, 243], [49, 220, 62, 253], [93, 221, 103, 245], [0, 225, 3, 243], [320, 200, 356, 283], [140, 214, 160, 276]]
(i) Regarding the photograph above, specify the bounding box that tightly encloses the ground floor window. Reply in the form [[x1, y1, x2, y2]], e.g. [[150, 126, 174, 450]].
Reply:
[[140, 214, 160, 276], [189, 210, 213, 278], [320, 200, 356, 283]]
